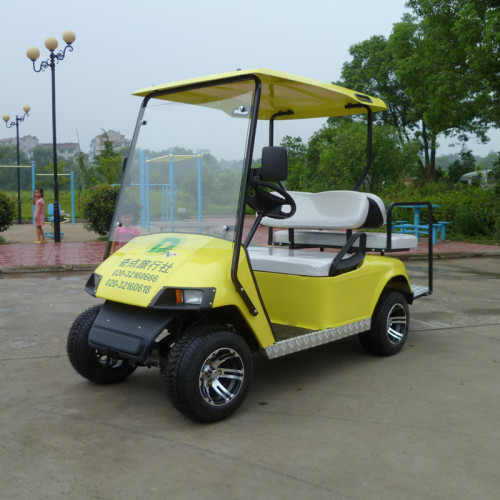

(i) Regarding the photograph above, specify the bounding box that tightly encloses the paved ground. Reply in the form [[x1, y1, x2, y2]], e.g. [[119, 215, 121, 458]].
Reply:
[[1, 251, 500, 498], [0, 222, 105, 272], [1, 221, 499, 273], [2, 220, 102, 244]]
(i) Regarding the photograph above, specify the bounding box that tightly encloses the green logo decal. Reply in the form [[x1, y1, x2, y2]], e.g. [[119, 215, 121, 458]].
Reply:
[[147, 237, 181, 254]]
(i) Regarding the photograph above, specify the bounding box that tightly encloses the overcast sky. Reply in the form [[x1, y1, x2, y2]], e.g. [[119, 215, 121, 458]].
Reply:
[[1, 0, 498, 159]]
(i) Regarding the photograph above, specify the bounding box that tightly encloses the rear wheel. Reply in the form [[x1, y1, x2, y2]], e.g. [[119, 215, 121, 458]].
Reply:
[[166, 325, 253, 422], [67, 304, 136, 384], [358, 290, 409, 356]]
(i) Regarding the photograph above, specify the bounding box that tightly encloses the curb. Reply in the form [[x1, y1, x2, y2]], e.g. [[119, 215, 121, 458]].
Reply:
[[0, 263, 100, 274], [1, 251, 499, 274], [394, 250, 500, 260]]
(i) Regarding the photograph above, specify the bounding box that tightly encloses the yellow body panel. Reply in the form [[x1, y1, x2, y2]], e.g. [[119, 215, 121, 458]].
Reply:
[[254, 256, 411, 331], [133, 68, 387, 120], [93, 233, 275, 348], [94, 234, 410, 348]]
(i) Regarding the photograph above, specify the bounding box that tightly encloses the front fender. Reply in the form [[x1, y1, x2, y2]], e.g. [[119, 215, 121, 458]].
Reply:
[[88, 233, 275, 349]]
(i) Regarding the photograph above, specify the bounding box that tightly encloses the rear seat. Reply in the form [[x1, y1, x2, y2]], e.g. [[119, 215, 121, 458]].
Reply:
[[272, 229, 418, 251], [263, 191, 418, 252]]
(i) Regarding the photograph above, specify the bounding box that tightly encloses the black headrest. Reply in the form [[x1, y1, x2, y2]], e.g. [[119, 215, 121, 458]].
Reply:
[[359, 197, 385, 229]]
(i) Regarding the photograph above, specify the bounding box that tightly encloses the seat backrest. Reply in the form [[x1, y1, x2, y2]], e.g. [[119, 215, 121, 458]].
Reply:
[[48, 203, 54, 216], [261, 190, 369, 230]]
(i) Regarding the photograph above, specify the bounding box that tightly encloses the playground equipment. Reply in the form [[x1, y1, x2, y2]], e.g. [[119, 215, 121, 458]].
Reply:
[[0, 163, 75, 226], [139, 150, 203, 232]]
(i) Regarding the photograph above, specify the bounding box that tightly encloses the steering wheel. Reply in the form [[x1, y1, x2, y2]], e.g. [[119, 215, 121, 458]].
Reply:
[[247, 180, 296, 219]]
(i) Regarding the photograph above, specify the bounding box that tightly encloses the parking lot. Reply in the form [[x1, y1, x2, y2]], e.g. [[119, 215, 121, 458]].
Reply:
[[1, 257, 499, 499]]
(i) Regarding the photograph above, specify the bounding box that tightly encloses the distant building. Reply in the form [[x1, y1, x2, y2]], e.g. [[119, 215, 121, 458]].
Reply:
[[0, 134, 39, 155], [89, 130, 131, 160], [0, 135, 81, 161], [40, 142, 81, 160], [58, 142, 81, 160]]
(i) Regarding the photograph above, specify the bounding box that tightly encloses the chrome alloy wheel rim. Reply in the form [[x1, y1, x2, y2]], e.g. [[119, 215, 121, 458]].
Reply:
[[199, 347, 245, 406], [387, 303, 408, 345]]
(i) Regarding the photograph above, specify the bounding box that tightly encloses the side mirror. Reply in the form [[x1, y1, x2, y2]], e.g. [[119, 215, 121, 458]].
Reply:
[[121, 156, 128, 173], [257, 146, 288, 182]]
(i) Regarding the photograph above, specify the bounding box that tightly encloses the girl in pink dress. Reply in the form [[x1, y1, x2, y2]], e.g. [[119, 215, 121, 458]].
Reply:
[[32, 187, 46, 244], [110, 208, 141, 254]]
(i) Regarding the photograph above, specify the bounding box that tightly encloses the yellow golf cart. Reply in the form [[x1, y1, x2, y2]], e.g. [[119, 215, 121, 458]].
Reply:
[[67, 69, 433, 422]]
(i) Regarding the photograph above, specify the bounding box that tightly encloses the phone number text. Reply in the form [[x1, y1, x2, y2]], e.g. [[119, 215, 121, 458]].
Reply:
[[111, 269, 159, 282], [104, 279, 152, 294]]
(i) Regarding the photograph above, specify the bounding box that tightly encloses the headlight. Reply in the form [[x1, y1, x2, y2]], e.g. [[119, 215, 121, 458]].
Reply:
[[149, 287, 215, 310], [182, 289, 204, 305]]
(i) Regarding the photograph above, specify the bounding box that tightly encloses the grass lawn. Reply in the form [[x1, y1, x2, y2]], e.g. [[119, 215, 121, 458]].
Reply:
[[6, 190, 83, 220]]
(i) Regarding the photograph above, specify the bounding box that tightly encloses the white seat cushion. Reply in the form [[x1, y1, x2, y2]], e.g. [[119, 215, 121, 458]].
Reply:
[[248, 246, 336, 277]]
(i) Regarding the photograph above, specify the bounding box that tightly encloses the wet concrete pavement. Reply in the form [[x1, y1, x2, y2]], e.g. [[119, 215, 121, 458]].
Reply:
[[1, 257, 500, 499]]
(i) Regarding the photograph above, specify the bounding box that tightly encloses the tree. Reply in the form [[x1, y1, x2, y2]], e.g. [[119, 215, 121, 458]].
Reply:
[[288, 120, 419, 193], [338, 1, 499, 180], [280, 135, 307, 190], [83, 184, 120, 235], [394, 1, 499, 176], [447, 149, 476, 183], [0, 144, 29, 165], [31, 145, 53, 170], [93, 132, 122, 184], [339, 35, 416, 146], [0, 191, 15, 233], [74, 152, 94, 192], [406, 0, 500, 127], [339, 31, 439, 179], [0, 145, 31, 191]]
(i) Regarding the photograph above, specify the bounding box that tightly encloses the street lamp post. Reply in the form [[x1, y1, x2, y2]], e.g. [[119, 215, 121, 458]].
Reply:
[[26, 30, 75, 243], [2, 105, 31, 224]]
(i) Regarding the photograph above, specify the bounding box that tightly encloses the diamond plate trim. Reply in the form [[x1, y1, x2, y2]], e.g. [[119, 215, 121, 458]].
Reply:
[[264, 318, 371, 359], [412, 285, 430, 298]]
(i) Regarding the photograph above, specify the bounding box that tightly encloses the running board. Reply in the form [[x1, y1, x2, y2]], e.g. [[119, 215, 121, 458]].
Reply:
[[412, 285, 431, 299], [263, 318, 371, 359]]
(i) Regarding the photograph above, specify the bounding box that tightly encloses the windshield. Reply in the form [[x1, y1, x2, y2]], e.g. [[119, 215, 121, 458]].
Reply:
[[109, 82, 255, 250]]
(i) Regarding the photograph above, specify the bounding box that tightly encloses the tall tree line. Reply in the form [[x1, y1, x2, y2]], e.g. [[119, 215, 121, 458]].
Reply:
[[337, 0, 499, 180]]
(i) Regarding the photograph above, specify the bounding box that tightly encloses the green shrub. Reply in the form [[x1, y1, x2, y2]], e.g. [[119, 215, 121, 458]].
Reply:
[[83, 184, 120, 236], [0, 191, 15, 233], [380, 179, 498, 242], [437, 188, 496, 238]]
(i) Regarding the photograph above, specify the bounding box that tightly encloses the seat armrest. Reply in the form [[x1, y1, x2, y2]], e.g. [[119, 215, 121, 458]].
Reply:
[[329, 232, 367, 275]]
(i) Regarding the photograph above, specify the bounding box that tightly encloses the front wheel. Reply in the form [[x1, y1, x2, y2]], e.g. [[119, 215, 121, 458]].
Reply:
[[67, 304, 136, 384], [358, 290, 409, 356], [166, 325, 253, 422]]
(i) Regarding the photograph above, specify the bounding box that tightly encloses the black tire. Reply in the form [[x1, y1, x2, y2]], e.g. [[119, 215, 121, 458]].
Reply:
[[166, 325, 253, 422], [358, 290, 409, 356], [67, 304, 136, 384]]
